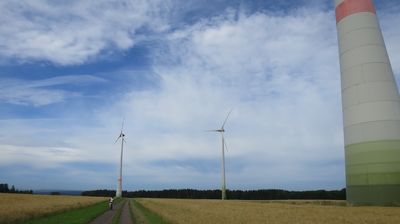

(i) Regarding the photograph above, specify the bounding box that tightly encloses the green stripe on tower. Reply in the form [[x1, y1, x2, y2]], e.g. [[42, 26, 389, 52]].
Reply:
[[345, 140, 400, 205]]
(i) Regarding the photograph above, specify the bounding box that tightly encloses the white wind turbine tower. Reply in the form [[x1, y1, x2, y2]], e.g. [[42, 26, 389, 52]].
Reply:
[[208, 110, 232, 200], [115, 120, 126, 198]]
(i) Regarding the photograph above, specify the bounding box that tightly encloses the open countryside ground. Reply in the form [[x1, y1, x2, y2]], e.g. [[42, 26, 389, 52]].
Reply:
[[0, 193, 107, 224], [136, 198, 400, 224]]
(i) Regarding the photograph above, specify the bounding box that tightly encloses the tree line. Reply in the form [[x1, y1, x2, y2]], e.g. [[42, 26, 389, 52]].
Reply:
[[82, 188, 346, 200], [0, 183, 33, 194]]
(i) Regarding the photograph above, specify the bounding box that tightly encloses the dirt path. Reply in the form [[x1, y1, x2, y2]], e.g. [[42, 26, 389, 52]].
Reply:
[[89, 201, 123, 224], [119, 200, 133, 224]]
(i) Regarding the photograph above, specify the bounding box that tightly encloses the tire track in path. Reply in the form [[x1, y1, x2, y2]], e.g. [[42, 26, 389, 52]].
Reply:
[[119, 200, 133, 224]]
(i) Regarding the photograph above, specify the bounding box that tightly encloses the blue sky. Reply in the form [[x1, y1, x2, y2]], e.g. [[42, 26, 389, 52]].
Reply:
[[0, 0, 399, 191]]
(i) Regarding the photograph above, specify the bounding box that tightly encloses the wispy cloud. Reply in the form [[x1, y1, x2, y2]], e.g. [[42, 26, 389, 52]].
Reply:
[[103, 8, 346, 190], [0, 75, 106, 106], [0, 144, 84, 168], [380, 10, 400, 77], [0, 0, 171, 65]]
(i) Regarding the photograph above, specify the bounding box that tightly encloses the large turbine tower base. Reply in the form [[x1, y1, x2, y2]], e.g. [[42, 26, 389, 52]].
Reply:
[[221, 186, 226, 200], [334, 0, 400, 205], [116, 178, 122, 198]]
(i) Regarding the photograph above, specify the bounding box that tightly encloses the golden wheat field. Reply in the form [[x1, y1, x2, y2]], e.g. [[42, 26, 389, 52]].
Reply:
[[136, 198, 400, 224], [0, 193, 107, 223]]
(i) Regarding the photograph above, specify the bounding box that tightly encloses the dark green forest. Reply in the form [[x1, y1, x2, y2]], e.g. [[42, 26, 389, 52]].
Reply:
[[82, 188, 346, 200], [0, 183, 33, 194], [0, 182, 345, 200]]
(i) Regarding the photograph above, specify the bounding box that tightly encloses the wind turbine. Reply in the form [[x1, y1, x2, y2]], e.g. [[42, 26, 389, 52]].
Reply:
[[208, 110, 232, 200], [115, 120, 125, 198]]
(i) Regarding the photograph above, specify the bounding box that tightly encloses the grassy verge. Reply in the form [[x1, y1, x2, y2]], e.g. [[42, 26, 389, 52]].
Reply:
[[113, 197, 123, 205], [111, 199, 126, 224], [131, 199, 170, 224], [23, 200, 108, 224]]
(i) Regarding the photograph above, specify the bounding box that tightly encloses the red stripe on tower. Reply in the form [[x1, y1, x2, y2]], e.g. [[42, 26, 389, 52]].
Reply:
[[336, 0, 376, 23]]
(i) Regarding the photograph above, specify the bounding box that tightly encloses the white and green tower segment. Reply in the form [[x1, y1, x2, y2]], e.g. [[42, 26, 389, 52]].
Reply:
[[334, 0, 400, 205]]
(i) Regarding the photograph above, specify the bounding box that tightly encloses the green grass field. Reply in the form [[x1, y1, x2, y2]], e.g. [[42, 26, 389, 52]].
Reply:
[[23, 201, 108, 224]]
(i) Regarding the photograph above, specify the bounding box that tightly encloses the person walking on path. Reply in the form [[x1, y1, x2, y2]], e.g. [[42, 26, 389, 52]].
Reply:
[[109, 197, 114, 210]]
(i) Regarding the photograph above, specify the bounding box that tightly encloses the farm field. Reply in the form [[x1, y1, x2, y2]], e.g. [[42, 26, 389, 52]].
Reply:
[[131, 199, 169, 224], [136, 198, 400, 224], [0, 193, 107, 224]]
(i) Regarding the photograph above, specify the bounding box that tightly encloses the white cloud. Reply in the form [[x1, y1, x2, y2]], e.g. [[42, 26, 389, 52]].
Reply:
[[101, 8, 346, 189], [3, 4, 400, 191], [0, 0, 171, 65], [3, 7, 343, 190]]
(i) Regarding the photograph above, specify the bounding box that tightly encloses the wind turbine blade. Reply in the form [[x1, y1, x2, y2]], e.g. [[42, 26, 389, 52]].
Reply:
[[121, 118, 125, 132], [115, 118, 125, 143], [221, 109, 233, 129], [114, 136, 121, 144]]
